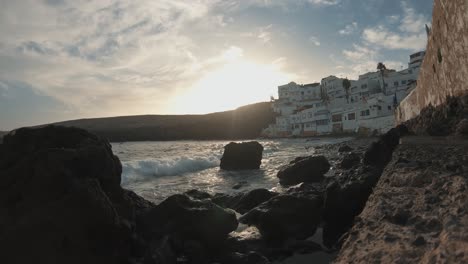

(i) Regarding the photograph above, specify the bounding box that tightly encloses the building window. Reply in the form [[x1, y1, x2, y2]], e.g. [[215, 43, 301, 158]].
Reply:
[[361, 84, 368, 89], [316, 119, 329, 126], [332, 114, 342, 122], [388, 106, 392, 110], [377, 106, 382, 110], [360, 110, 370, 116], [402, 80, 407, 84], [394, 81, 398, 87], [348, 113, 356, 120]]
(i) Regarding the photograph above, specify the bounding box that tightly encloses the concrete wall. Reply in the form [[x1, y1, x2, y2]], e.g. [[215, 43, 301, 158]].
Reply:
[[396, 0, 468, 123]]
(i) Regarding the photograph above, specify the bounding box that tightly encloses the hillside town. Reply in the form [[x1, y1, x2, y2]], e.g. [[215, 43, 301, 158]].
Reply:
[[263, 51, 426, 137]]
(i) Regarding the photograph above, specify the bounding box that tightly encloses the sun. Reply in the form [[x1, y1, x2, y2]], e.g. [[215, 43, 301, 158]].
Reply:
[[170, 48, 292, 114]]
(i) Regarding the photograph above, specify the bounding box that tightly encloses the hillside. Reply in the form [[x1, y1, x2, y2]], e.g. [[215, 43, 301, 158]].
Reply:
[[54, 102, 276, 142]]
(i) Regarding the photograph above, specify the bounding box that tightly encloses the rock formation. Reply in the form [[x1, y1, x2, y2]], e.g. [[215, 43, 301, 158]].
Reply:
[[220, 141, 264, 170], [277, 156, 330, 186]]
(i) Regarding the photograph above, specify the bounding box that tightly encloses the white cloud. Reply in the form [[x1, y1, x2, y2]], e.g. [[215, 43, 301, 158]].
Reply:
[[258, 24, 273, 44], [342, 44, 376, 60], [386, 15, 400, 24], [362, 26, 427, 51], [309, 36, 321, 46], [307, 0, 340, 5], [0, 0, 237, 119], [399, 1, 428, 33], [339, 22, 358, 35], [360, 1, 429, 51]]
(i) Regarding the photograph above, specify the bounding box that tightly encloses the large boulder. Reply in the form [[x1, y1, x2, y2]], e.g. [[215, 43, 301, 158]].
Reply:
[[220, 142, 264, 170], [141, 194, 238, 248], [239, 195, 322, 243], [277, 156, 330, 186], [233, 189, 278, 214], [0, 126, 143, 264]]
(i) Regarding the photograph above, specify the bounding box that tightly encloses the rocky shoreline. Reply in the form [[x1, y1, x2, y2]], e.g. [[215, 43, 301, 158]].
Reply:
[[1, 121, 466, 263], [0, 125, 377, 263]]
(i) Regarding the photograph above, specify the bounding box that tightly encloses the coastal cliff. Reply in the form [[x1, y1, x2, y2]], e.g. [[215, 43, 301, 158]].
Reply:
[[53, 102, 276, 142]]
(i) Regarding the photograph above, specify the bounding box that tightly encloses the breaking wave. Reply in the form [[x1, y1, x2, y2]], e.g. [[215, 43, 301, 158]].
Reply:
[[121, 155, 220, 184]]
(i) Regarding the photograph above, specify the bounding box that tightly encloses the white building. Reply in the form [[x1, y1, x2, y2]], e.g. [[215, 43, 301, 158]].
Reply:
[[262, 51, 425, 137]]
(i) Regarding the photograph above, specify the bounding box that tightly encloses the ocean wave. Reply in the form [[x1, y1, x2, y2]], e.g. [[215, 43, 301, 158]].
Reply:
[[122, 155, 220, 183]]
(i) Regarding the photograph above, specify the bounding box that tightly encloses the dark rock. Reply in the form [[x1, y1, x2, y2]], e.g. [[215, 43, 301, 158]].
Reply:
[[212, 193, 244, 209], [233, 181, 249, 190], [239, 195, 322, 243], [364, 125, 409, 167], [277, 156, 330, 186], [184, 189, 212, 200], [219, 251, 271, 264], [340, 152, 361, 169], [404, 95, 468, 136], [285, 182, 324, 199], [322, 166, 381, 248], [142, 194, 238, 248], [412, 236, 426, 247], [0, 125, 139, 264], [220, 142, 264, 170], [234, 189, 278, 214], [143, 236, 177, 264], [338, 145, 353, 153], [456, 118, 468, 136]]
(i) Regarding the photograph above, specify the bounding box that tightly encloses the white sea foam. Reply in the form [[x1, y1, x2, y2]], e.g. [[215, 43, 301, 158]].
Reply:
[[121, 155, 220, 184]]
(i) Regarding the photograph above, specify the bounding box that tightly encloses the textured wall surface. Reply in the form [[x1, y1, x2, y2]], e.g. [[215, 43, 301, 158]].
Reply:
[[397, 0, 468, 123]]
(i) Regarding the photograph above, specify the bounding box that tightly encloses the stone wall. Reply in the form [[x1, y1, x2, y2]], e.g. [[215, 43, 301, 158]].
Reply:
[[396, 0, 468, 123]]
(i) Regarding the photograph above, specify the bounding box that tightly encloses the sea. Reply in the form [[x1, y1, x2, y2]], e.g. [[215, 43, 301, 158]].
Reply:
[[113, 137, 352, 204]]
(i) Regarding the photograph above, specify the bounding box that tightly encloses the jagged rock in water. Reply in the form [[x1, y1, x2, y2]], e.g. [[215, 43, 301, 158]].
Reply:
[[220, 141, 264, 170], [239, 195, 322, 244], [0, 125, 153, 264], [277, 156, 330, 186], [141, 194, 238, 248]]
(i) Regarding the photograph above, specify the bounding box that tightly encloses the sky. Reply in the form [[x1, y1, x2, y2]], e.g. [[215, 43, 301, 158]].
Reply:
[[0, 0, 433, 130]]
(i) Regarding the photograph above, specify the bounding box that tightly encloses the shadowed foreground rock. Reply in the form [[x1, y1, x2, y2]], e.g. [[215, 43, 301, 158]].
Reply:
[[0, 126, 244, 264], [239, 194, 322, 244], [220, 141, 264, 170], [277, 156, 330, 186], [323, 125, 409, 248], [141, 193, 238, 248], [0, 126, 147, 264]]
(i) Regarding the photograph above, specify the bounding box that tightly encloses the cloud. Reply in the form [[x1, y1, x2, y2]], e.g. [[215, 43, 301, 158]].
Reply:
[[342, 44, 376, 60], [360, 1, 429, 51], [339, 22, 358, 35], [309, 36, 321, 46], [307, 0, 340, 5], [0, 0, 230, 124], [362, 26, 427, 51], [258, 24, 273, 44], [386, 15, 400, 24], [399, 1, 428, 33]]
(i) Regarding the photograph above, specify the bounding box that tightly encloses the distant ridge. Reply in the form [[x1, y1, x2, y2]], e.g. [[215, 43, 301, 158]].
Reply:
[[52, 102, 276, 142]]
